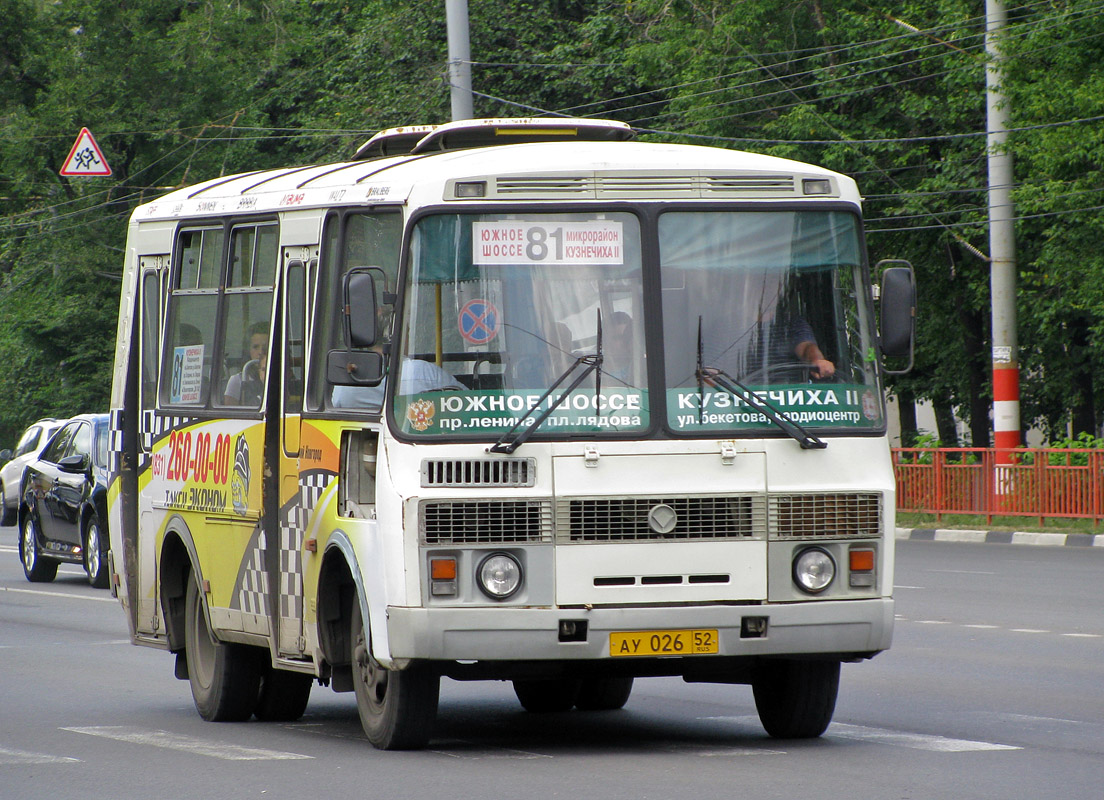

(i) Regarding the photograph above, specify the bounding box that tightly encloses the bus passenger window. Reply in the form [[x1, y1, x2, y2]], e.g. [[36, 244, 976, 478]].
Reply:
[[339, 430, 378, 517]]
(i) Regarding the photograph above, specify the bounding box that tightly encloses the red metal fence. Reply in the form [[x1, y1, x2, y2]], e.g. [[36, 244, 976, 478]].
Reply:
[[892, 448, 1104, 526]]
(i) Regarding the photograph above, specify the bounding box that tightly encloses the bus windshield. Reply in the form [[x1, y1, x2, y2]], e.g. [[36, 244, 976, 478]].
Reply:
[[393, 211, 648, 437], [390, 208, 882, 439], [659, 209, 883, 434]]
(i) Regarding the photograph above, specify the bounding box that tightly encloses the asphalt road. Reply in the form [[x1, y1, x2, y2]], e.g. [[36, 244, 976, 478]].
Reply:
[[2, 525, 1102, 800]]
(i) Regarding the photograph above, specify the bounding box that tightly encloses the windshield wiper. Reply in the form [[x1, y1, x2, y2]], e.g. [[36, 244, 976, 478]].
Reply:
[[695, 316, 826, 450], [489, 313, 604, 454]]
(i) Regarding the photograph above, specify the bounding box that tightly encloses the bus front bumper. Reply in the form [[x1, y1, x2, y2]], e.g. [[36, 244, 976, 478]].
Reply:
[[385, 597, 893, 664]]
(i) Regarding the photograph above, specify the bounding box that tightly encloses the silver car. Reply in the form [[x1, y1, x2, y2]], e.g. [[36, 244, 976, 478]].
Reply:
[[1, 418, 64, 526]]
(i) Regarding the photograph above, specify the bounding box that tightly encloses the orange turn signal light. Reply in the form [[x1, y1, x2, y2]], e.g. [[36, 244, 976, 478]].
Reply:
[[849, 549, 875, 572], [431, 558, 457, 581]]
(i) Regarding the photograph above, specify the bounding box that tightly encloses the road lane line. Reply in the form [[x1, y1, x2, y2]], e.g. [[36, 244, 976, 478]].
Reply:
[[429, 739, 552, 759], [62, 726, 313, 760], [0, 746, 81, 765], [1, 586, 117, 603], [703, 717, 1020, 752], [827, 723, 1021, 752]]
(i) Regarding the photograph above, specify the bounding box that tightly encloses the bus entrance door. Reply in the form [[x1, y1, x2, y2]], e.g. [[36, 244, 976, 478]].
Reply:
[[274, 253, 312, 657]]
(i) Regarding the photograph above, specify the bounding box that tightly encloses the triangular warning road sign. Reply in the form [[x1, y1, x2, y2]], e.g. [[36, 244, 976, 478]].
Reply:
[[60, 127, 112, 176]]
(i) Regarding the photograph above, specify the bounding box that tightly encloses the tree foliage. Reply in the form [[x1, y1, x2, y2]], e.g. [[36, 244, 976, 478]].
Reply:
[[1, 0, 1102, 446]]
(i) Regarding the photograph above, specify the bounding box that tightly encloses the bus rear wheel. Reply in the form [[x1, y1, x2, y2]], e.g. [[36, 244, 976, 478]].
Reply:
[[351, 600, 439, 749], [752, 658, 839, 739], [184, 575, 262, 721], [254, 666, 313, 722]]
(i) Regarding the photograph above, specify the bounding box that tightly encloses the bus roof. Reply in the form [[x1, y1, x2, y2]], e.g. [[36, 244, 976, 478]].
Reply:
[[132, 133, 860, 224]]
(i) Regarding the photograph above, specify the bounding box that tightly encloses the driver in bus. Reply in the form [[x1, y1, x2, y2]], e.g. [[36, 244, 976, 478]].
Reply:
[[702, 268, 834, 381], [331, 358, 462, 409]]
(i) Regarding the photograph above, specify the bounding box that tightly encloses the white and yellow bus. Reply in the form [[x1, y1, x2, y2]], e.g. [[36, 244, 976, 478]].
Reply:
[[108, 117, 915, 749]]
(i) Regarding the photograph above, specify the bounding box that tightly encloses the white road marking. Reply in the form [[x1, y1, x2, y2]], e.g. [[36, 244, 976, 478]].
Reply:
[[827, 723, 1020, 752], [671, 745, 785, 757], [998, 713, 1104, 729], [0, 746, 80, 765], [702, 716, 1020, 752], [62, 726, 312, 760], [1, 586, 117, 603], [899, 618, 1102, 639], [429, 740, 552, 759]]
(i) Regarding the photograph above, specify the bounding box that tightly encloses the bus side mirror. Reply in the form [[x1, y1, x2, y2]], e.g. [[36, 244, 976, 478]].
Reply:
[[343, 268, 379, 349], [327, 349, 385, 386], [878, 261, 916, 374]]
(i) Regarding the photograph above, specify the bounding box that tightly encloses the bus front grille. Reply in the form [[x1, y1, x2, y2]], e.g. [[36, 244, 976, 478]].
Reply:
[[421, 458, 536, 488], [556, 496, 761, 542], [769, 493, 882, 538], [419, 493, 883, 545], [420, 499, 553, 544]]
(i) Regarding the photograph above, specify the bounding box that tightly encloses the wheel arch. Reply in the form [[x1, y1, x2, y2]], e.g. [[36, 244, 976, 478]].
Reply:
[[159, 515, 205, 654]]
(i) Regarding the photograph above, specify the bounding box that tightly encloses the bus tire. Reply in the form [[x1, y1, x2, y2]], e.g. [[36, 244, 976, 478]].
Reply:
[[184, 575, 262, 722], [351, 600, 439, 749], [513, 679, 582, 713], [83, 514, 109, 589], [752, 659, 839, 739], [21, 512, 58, 583], [254, 667, 313, 722], [575, 677, 634, 711]]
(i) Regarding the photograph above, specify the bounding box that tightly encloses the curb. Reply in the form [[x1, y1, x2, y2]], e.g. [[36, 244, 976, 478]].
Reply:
[[896, 527, 1104, 548]]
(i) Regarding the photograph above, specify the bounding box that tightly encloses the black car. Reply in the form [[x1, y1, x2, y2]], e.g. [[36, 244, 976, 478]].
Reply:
[[18, 414, 111, 588]]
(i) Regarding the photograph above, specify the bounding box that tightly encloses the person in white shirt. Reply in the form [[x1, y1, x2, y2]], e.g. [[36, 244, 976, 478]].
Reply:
[[331, 358, 462, 409]]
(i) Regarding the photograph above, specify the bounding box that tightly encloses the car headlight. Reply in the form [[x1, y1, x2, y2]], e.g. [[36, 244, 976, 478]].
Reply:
[[477, 553, 522, 599], [793, 547, 835, 594]]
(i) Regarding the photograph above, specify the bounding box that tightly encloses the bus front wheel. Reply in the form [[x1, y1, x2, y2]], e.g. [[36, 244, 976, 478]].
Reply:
[[184, 575, 262, 721], [351, 601, 439, 750], [752, 659, 839, 739]]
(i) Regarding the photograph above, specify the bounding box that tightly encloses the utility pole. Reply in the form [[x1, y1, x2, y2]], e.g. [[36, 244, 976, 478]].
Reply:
[[445, 0, 474, 121], [986, 0, 1019, 457]]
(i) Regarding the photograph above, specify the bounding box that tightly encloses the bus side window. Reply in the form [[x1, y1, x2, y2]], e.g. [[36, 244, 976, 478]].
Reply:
[[339, 430, 377, 517], [307, 211, 402, 412], [140, 271, 161, 417], [162, 228, 223, 407], [215, 224, 276, 409]]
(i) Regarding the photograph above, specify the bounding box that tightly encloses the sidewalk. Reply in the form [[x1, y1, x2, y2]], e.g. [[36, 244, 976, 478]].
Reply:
[[896, 526, 1104, 547]]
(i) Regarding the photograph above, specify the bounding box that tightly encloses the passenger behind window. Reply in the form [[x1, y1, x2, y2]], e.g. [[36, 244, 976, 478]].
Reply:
[[332, 358, 462, 409], [224, 321, 268, 405]]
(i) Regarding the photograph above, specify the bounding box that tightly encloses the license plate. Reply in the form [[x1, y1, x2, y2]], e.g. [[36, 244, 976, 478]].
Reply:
[[609, 629, 719, 657]]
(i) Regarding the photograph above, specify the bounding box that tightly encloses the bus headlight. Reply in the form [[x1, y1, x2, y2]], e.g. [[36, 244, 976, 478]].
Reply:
[[793, 547, 835, 594], [477, 553, 522, 599]]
